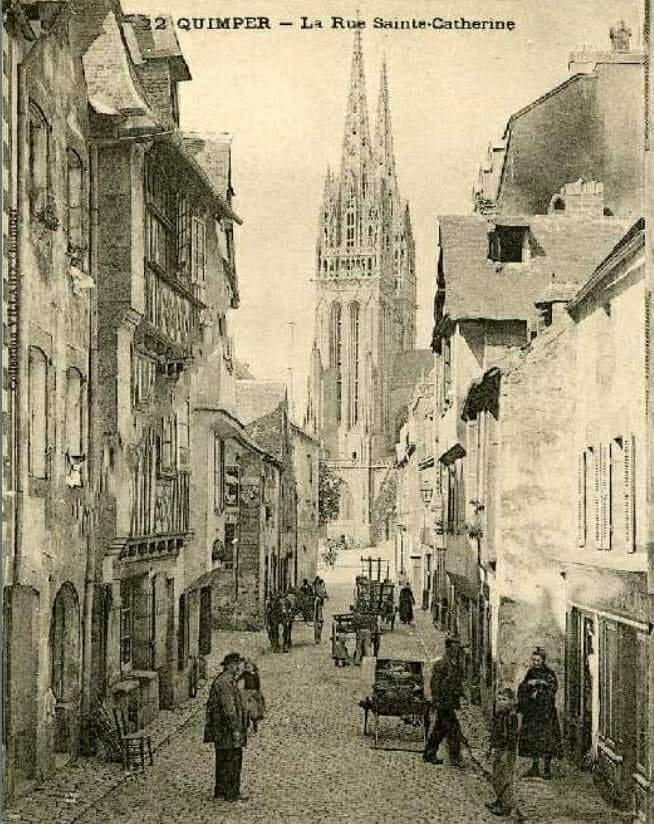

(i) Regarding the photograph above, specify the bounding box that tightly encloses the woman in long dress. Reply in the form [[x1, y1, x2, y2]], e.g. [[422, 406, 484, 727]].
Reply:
[[398, 583, 416, 625], [517, 647, 562, 778]]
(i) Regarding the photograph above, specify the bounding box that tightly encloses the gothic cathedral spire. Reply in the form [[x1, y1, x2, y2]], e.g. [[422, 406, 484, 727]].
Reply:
[[374, 56, 397, 196], [340, 30, 372, 181]]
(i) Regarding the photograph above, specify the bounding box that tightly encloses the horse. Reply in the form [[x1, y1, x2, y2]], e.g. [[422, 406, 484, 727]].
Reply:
[[265, 592, 295, 653]]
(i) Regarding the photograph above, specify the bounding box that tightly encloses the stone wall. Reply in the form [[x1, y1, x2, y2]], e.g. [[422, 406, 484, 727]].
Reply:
[[496, 322, 577, 699]]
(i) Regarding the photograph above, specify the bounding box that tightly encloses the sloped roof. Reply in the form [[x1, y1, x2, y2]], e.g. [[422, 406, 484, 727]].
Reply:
[[244, 405, 285, 464], [123, 14, 191, 79], [236, 380, 287, 426], [182, 133, 233, 201], [233, 359, 255, 380], [436, 214, 632, 326], [81, 7, 157, 121]]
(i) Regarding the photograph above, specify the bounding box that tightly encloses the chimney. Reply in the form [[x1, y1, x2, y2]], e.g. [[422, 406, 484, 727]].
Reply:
[[548, 179, 605, 219], [610, 20, 632, 52]]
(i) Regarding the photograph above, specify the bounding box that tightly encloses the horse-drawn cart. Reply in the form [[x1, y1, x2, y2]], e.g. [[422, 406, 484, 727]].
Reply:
[[290, 591, 324, 644], [331, 611, 381, 665], [359, 659, 430, 749]]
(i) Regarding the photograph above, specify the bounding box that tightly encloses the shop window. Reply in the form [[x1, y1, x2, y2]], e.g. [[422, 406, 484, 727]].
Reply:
[[28, 347, 48, 478], [488, 225, 528, 263], [66, 148, 84, 254]]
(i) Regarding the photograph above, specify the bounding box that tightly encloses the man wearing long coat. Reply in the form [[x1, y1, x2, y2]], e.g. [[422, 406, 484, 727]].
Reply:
[[423, 637, 465, 766], [204, 653, 248, 801]]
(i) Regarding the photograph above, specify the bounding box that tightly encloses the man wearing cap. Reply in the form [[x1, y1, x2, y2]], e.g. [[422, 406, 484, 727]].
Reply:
[[423, 637, 465, 767], [204, 652, 248, 801]]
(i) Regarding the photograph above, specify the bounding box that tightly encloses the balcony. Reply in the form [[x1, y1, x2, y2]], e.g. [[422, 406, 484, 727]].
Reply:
[[144, 265, 201, 348], [130, 470, 190, 542]]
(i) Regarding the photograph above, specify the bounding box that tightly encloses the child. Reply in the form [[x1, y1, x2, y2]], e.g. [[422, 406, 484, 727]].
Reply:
[[239, 659, 266, 733], [486, 687, 519, 817]]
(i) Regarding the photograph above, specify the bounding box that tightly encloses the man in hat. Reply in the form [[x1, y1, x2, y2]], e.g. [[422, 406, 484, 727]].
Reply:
[[423, 637, 465, 767], [204, 652, 248, 801]]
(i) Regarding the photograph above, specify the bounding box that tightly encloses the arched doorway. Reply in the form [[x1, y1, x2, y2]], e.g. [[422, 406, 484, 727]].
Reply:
[[50, 583, 81, 766]]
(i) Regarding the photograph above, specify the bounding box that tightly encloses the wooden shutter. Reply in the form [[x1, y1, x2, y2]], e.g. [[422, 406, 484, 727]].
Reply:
[[132, 581, 153, 670], [576, 452, 586, 547], [153, 575, 169, 668], [623, 434, 635, 552], [593, 447, 601, 548], [599, 443, 611, 550]]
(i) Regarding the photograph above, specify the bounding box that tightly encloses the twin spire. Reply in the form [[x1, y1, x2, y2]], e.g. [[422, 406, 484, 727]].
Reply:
[[339, 32, 397, 193]]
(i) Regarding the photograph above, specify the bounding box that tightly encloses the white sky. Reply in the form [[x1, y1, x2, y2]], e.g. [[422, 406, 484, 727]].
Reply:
[[126, 0, 643, 419]]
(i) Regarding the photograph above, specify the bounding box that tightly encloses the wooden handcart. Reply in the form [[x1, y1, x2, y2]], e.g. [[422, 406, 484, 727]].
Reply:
[[359, 658, 430, 750], [331, 611, 381, 665], [354, 578, 396, 631]]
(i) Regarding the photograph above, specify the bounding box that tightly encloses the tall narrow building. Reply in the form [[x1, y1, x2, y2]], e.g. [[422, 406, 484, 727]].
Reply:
[[306, 35, 431, 544]]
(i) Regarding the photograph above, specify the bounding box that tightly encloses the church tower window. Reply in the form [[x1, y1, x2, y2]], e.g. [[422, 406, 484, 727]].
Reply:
[[330, 302, 343, 422], [350, 302, 360, 426], [346, 207, 355, 248]]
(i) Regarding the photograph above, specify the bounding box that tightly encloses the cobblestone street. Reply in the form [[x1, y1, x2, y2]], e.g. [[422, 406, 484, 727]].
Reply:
[[7, 556, 628, 824]]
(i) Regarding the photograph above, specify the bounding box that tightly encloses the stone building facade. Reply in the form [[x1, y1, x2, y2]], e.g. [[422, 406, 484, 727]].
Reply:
[[2, 1, 253, 800], [473, 21, 645, 219], [305, 33, 431, 545], [2, 0, 97, 795], [87, 9, 246, 720], [290, 423, 320, 586]]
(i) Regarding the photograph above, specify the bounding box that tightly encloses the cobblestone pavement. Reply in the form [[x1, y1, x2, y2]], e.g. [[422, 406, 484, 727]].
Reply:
[[6, 556, 628, 824]]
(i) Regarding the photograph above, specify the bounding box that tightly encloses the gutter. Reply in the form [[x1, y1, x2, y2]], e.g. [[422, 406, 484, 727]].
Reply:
[[567, 218, 646, 316]]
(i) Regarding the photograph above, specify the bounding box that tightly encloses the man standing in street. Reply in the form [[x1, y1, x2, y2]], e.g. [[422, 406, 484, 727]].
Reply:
[[204, 653, 248, 802], [423, 637, 465, 767]]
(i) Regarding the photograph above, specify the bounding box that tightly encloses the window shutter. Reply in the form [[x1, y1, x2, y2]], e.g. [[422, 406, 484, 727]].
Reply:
[[577, 452, 586, 547], [624, 434, 635, 552], [593, 447, 601, 548], [599, 443, 611, 550], [645, 294, 651, 414]]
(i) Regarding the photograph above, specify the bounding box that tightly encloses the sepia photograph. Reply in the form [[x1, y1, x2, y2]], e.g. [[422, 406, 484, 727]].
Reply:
[[1, 0, 653, 822]]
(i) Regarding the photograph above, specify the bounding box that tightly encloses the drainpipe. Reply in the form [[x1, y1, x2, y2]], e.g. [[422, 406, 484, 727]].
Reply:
[[79, 142, 99, 752], [644, 0, 654, 815], [13, 62, 30, 586]]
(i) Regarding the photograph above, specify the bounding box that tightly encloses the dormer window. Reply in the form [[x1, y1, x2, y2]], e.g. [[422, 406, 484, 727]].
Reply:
[[488, 225, 529, 263]]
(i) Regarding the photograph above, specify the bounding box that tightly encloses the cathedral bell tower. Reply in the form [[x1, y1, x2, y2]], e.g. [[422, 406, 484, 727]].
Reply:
[[306, 33, 417, 544]]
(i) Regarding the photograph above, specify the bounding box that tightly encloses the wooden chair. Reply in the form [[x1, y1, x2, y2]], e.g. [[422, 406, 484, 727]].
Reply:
[[112, 705, 154, 771]]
